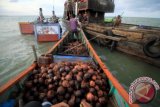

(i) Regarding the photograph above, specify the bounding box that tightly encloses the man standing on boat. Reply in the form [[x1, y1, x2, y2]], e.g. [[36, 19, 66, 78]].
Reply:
[[113, 15, 122, 27], [69, 14, 79, 40]]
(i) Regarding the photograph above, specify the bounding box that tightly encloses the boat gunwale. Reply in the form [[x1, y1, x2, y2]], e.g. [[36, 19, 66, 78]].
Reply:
[[0, 31, 69, 95], [0, 63, 36, 95]]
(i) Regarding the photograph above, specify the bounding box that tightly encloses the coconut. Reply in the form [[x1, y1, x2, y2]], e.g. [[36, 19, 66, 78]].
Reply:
[[62, 72, 67, 77], [86, 92, 95, 102], [90, 81, 95, 87], [45, 79, 49, 85], [81, 81, 88, 89], [64, 66, 70, 72], [42, 73, 47, 78], [97, 75, 101, 80], [53, 65, 59, 72], [81, 64, 88, 71], [75, 81, 81, 90], [48, 84, 54, 90], [62, 80, 70, 88], [98, 90, 103, 97], [33, 79, 38, 84], [57, 86, 65, 95], [41, 68, 47, 74], [72, 68, 78, 74], [92, 75, 97, 81], [95, 85, 100, 91], [77, 71, 83, 77], [68, 95, 75, 107], [99, 97, 106, 104], [94, 96, 98, 101], [65, 74, 72, 80], [41, 66, 45, 70], [74, 90, 82, 97], [38, 78, 44, 84], [61, 77, 65, 81], [76, 75, 82, 82], [59, 67, 65, 73], [96, 102, 101, 107], [49, 63, 55, 68], [65, 62, 71, 66], [84, 73, 91, 81], [48, 78, 52, 83], [39, 93, 46, 101], [69, 80, 74, 86], [53, 76, 58, 81], [88, 69, 94, 75], [89, 88, 96, 94], [65, 93, 71, 100], [48, 69, 53, 74], [47, 90, 54, 99], [95, 80, 103, 86]]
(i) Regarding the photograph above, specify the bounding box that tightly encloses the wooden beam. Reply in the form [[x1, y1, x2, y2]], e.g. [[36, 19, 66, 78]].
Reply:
[[85, 29, 127, 41]]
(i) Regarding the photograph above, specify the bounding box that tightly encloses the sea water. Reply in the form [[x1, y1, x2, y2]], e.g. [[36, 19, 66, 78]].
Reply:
[[0, 16, 160, 107]]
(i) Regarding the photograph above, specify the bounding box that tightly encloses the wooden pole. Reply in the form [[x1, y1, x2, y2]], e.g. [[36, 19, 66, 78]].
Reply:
[[32, 45, 38, 61]]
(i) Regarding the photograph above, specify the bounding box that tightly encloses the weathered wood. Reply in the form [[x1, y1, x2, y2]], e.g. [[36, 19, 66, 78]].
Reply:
[[112, 29, 144, 42], [85, 26, 107, 34], [115, 27, 160, 35], [85, 30, 127, 41]]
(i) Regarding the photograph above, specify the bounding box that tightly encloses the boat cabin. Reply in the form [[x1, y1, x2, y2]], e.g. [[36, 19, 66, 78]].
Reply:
[[64, 0, 115, 23]]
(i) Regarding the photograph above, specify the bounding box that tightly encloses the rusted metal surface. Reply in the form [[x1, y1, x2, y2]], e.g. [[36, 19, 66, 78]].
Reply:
[[37, 34, 59, 42], [78, 0, 115, 12]]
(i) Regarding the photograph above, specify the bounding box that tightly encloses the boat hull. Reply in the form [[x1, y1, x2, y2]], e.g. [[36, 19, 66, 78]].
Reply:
[[84, 23, 160, 67], [19, 22, 34, 34], [0, 30, 139, 107]]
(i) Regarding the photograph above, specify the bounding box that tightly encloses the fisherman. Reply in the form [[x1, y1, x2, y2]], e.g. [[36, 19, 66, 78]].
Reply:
[[83, 11, 88, 24], [78, 13, 83, 22], [113, 15, 121, 27], [69, 14, 79, 40]]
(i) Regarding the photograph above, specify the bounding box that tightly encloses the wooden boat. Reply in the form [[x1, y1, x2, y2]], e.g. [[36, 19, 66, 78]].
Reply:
[[19, 8, 61, 42], [19, 22, 34, 34], [0, 29, 139, 107], [34, 23, 61, 42], [84, 23, 160, 67]]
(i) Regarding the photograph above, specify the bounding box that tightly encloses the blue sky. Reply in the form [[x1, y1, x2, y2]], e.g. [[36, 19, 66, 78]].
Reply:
[[0, 0, 160, 18]]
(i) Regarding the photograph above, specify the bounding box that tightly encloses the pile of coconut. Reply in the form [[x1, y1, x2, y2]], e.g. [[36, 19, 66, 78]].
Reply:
[[62, 41, 88, 56], [23, 61, 110, 107]]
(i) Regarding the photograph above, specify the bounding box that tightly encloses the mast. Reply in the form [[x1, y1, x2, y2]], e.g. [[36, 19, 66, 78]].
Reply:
[[52, 0, 56, 17]]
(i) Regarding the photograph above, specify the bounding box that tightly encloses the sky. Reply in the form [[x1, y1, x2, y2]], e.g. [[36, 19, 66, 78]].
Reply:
[[0, 0, 160, 18]]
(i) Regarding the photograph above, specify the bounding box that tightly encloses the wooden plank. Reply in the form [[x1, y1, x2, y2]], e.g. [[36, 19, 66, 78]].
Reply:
[[112, 29, 144, 43], [85, 29, 126, 41]]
